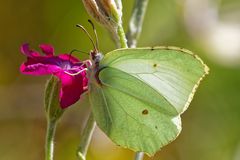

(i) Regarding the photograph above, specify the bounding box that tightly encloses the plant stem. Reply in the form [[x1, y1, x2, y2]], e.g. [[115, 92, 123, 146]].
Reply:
[[45, 120, 57, 160], [77, 112, 96, 160], [135, 152, 144, 160], [127, 0, 149, 48], [117, 24, 128, 48]]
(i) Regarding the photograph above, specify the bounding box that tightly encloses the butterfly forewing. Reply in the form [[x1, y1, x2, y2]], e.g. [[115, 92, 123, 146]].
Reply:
[[100, 47, 209, 113]]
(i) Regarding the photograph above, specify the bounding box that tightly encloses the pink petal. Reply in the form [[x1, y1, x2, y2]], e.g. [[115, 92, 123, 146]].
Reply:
[[20, 62, 62, 75], [20, 56, 62, 75], [20, 43, 40, 57], [54, 71, 87, 108], [58, 54, 80, 63], [39, 44, 54, 56]]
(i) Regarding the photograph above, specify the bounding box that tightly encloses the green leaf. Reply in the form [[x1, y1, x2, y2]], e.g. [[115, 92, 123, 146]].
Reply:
[[89, 47, 209, 155]]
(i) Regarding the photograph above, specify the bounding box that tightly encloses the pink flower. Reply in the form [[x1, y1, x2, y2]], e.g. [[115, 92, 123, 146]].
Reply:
[[20, 43, 89, 109]]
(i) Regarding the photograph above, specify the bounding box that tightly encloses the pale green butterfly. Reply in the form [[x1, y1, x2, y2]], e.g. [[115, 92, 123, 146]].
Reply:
[[79, 21, 209, 156]]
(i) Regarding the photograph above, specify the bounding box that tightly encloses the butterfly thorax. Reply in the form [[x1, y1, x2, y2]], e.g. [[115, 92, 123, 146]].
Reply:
[[89, 49, 104, 86]]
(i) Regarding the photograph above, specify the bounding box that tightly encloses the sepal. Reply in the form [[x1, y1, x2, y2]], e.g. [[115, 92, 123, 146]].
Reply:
[[44, 76, 64, 121]]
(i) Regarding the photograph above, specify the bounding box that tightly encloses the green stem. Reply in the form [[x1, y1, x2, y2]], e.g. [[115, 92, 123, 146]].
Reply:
[[127, 0, 149, 48], [117, 24, 128, 48], [77, 112, 96, 160], [45, 120, 57, 160], [135, 152, 144, 160]]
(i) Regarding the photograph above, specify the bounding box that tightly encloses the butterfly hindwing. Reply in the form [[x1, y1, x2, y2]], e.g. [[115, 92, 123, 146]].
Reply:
[[89, 67, 181, 155]]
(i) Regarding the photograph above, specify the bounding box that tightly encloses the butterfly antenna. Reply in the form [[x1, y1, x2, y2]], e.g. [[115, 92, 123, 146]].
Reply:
[[68, 49, 89, 62], [88, 19, 99, 50], [70, 49, 89, 55], [76, 24, 97, 51]]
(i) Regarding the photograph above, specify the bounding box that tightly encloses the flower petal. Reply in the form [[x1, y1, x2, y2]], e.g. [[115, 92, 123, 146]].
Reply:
[[20, 62, 61, 75], [20, 43, 40, 57], [20, 43, 90, 109], [39, 44, 54, 56], [20, 56, 62, 75], [58, 54, 80, 63], [54, 71, 87, 108]]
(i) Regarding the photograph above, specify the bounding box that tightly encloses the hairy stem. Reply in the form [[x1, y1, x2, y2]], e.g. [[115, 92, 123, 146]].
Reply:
[[45, 120, 57, 160], [127, 0, 149, 48], [77, 112, 96, 160], [117, 24, 128, 48]]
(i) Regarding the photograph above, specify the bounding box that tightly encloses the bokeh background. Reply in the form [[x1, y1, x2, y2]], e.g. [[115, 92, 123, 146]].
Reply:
[[0, 0, 240, 159]]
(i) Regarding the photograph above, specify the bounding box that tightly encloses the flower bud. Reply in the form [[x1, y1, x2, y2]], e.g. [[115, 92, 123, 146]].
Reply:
[[44, 76, 64, 121], [82, 0, 122, 25], [82, 0, 123, 41]]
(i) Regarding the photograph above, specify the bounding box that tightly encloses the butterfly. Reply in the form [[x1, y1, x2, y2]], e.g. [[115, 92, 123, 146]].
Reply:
[[79, 21, 209, 156]]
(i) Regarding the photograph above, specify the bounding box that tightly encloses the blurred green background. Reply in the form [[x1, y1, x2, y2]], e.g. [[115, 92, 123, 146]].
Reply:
[[1, 0, 240, 159]]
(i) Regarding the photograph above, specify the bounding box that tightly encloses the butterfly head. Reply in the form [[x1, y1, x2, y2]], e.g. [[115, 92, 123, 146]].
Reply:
[[90, 50, 103, 64]]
